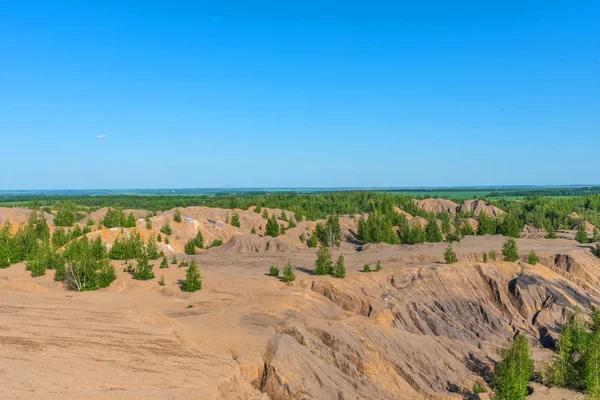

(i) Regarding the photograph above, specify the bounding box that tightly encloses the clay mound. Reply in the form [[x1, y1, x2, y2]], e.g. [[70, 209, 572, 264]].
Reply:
[[415, 198, 458, 215], [568, 212, 581, 220], [408, 216, 428, 229], [521, 224, 547, 239], [460, 217, 479, 232], [393, 206, 413, 221], [0, 207, 55, 228], [458, 199, 505, 217], [208, 233, 290, 254], [573, 221, 597, 233]]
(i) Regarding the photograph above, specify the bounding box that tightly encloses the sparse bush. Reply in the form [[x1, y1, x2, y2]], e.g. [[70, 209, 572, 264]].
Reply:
[[333, 255, 346, 278], [209, 238, 223, 248], [375, 260, 382, 271], [182, 260, 202, 292], [314, 245, 333, 275], [171, 255, 177, 264], [161, 222, 172, 236], [576, 223, 589, 244], [527, 249, 538, 265], [160, 257, 168, 269], [483, 252, 488, 263], [158, 275, 165, 286], [173, 208, 182, 223], [472, 381, 486, 395], [489, 250, 498, 261], [269, 266, 279, 277], [194, 231, 204, 249], [132, 253, 154, 281], [251, 227, 256, 234], [184, 239, 196, 255], [444, 244, 457, 264], [502, 238, 519, 262], [230, 212, 240, 228], [282, 262, 295, 283]]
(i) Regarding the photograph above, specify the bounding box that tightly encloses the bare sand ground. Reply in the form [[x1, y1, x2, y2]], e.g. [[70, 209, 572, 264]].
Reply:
[[0, 233, 593, 399]]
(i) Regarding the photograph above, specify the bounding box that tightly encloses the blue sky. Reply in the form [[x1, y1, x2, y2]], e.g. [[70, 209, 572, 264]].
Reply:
[[1, 1, 598, 189]]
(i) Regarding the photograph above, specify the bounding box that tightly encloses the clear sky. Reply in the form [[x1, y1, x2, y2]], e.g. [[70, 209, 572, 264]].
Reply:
[[1, 1, 598, 190]]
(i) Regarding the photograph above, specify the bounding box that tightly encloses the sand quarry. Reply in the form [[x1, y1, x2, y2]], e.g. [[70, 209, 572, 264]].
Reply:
[[0, 202, 598, 399]]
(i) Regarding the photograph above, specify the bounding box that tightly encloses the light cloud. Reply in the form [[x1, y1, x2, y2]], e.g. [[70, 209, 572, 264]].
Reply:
[[96, 134, 108, 139]]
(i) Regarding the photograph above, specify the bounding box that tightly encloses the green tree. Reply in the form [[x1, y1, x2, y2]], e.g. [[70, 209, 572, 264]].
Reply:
[[315, 215, 342, 247], [363, 264, 371, 272], [173, 208, 182, 223], [314, 245, 333, 275], [502, 238, 520, 262], [333, 255, 346, 278], [478, 212, 498, 235], [527, 250, 538, 265], [282, 261, 295, 283], [375, 260, 382, 271], [265, 215, 280, 237], [494, 334, 534, 400], [269, 265, 279, 277], [146, 235, 160, 259], [184, 239, 196, 255], [132, 253, 155, 280], [230, 212, 241, 227], [160, 257, 168, 269], [182, 260, 202, 292], [426, 218, 443, 242], [577, 223, 589, 244], [307, 234, 318, 247], [194, 231, 204, 249], [161, 222, 172, 236], [593, 228, 600, 242], [125, 212, 136, 228], [444, 244, 457, 264]]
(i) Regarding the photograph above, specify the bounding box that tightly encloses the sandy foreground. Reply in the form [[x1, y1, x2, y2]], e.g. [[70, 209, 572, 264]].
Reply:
[[0, 234, 593, 399]]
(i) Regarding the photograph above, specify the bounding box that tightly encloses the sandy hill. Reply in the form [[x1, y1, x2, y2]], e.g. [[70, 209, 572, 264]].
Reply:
[[458, 199, 505, 217], [393, 206, 413, 220], [0, 207, 55, 231], [208, 233, 290, 254], [574, 220, 597, 233], [414, 198, 459, 215]]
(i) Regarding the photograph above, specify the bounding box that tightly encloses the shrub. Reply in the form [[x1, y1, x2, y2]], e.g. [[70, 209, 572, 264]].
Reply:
[[314, 245, 333, 275], [171, 255, 178, 264], [184, 239, 196, 255], [363, 264, 371, 273], [502, 238, 519, 262], [194, 231, 204, 249], [307, 234, 318, 247], [444, 244, 457, 264], [210, 238, 223, 248], [472, 381, 486, 394], [483, 252, 488, 263], [182, 260, 202, 292], [527, 250, 538, 265], [375, 260, 382, 271], [160, 257, 168, 269], [269, 266, 279, 277], [230, 212, 240, 228], [333, 255, 346, 278], [576, 223, 589, 244], [282, 262, 295, 283], [161, 222, 172, 236], [489, 250, 498, 261], [158, 275, 165, 286], [132, 253, 155, 281], [173, 209, 182, 223]]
